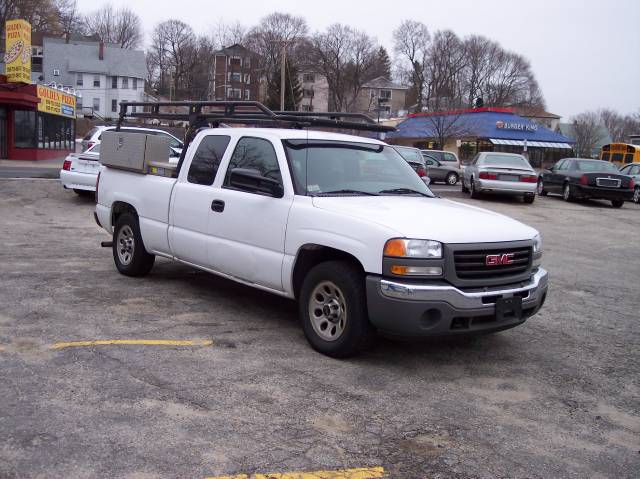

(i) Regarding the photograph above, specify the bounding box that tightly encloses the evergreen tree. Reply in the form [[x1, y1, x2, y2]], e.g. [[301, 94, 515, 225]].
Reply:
[[373, 46, 392, 79], [266, 57, 302, 111]]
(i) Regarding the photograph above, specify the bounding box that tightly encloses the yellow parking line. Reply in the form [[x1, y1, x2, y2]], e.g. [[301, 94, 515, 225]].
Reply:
[[205, 466, 386, 479], [50, 339, 213, 350]]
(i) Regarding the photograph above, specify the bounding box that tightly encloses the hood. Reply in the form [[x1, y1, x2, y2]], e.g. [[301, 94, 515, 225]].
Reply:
[[312, 196, 538, 244]]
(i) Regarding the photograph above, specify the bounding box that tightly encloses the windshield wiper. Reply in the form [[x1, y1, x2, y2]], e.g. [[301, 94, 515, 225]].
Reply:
[[378, 188, 432, 197], [315, 189, 380, 196]]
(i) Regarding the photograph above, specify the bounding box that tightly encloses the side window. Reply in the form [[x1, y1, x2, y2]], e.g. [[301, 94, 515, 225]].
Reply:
[[602, 152, 610, 162], [630, 165, 640, 175], [161, 132, 182, 149], [187, 135, 231, 186], [555, 159, 566, 170], [224, 137, 282, 188], [444, 153, 456, 162]]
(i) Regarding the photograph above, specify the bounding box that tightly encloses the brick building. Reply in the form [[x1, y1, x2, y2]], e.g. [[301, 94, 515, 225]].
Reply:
[[210, 44, 260, 101]]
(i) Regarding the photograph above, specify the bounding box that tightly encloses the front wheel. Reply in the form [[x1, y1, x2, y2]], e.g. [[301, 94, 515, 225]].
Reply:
[[563, 183, 574, 202], [299, 261, 375, 358], [112, 213, 155, 277], [537, 180, 548, 196], [445, 172, 459, 185], [611, 199, 624, 208]]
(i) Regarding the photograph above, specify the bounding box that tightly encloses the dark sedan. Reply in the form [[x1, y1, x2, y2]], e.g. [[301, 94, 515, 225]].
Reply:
[[538, 158, 635, 208]]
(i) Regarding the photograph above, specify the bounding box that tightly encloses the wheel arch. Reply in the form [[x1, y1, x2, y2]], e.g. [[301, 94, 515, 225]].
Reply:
[[111, 201, 139, 227], [291, 244, 365, 300]]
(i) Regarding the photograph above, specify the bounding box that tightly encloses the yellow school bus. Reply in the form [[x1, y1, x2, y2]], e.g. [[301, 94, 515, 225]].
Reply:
[[600, 143, 640, 165]]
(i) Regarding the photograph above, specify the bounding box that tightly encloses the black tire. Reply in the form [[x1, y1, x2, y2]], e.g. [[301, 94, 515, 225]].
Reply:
[[74, 189, 92, 197], [523, 194, 535, 204], [633, 187, 640, 204], [470, 178, 480, 199], [562, 182, 574, 202], [299, 260, 376, 358], [445, 172, 459, 185], [537, 180, 548, 196], [461, 178, 469, 193], [112, 213, 155, 277], [611, 199, 624, 208]]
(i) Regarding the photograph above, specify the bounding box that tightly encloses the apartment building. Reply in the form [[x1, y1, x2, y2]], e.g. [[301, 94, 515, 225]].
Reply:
[[211, 44, 260, 101], [354, 76, 408, 119], [298, 71, 329, 112]]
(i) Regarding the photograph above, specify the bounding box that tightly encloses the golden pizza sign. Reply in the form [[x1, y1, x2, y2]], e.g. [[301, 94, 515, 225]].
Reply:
[[37, 85, 77, 119], [4, 19, 31, 83]]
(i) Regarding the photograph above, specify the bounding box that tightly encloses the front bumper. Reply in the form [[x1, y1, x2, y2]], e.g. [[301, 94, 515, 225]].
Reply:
[[60, 169, 97, 191], [477, 179, 537, 195], [366, 268, 548, 337]]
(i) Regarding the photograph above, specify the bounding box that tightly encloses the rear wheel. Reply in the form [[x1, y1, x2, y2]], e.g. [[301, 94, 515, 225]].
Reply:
[[633, 186, 640, 204], [470, 178, 480, 199], [537, 180, 548, 196], [73, 189, 92, 197], [461, 178, 469, 193], [112, 213, 155, 277], [445, 172, 458, 185], [299, 260, 375, 358], [523, 194, 535, 204], [611, 199, 624, 208], [562, 183, 574, 202]]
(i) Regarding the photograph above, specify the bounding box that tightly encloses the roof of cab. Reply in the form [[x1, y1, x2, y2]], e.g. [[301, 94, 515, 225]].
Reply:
[[202, 127, 387, 145]]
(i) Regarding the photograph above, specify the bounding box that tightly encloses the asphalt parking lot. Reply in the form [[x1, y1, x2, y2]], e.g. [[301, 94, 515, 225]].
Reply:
[[0, 179, 639, 478]]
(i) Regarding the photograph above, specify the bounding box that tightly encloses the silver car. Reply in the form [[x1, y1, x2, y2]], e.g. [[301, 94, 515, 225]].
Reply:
[[619, 163, 640, 203], [462, 152, 538, 204], [422, 153, 462, 185]]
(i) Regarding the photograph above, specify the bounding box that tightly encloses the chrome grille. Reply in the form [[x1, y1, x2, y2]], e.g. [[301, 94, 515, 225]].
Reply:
[[454, 247, 532, 280]]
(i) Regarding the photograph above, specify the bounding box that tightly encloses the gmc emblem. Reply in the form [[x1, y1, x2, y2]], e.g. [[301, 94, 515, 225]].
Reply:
[[485, 253, 515, 266]]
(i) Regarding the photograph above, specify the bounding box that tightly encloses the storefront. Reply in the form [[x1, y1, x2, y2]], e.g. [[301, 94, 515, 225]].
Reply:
[[387, 107, 575, 168], [0, 82, 76, 160]]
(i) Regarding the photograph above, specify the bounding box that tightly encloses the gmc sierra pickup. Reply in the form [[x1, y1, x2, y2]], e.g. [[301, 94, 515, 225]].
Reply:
[[95, 104, 548, 358]]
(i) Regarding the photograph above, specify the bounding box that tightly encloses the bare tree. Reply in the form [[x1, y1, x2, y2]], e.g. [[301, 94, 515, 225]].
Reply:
[[598, 108, 640, 142], [422, 111, 474, 150], [393, 20, 430, 110], [571, 112, 605, 158], [210, 20, 247, 49], [83, 4, 142, 49], [1, 0, 61, 34], [424, 30, 468, 110], [310, 24, 378, 112]]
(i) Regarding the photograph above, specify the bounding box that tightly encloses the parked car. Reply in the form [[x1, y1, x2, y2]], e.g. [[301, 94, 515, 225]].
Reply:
[[391, 145, 427, 178], [422, 154, 462, 185], [81, 125, 184, 154], [538, 158, 635, 208], [59, 143, 101, 195], [462, 152, 538, 203], [421, 149, 461, 169], [61, 139, 180, 195], [619, 162, 640, 203], [96, 113, 548, 358]]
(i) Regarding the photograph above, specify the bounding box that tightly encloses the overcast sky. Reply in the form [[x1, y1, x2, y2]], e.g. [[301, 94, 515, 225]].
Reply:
[[77, 0, 640, 119]]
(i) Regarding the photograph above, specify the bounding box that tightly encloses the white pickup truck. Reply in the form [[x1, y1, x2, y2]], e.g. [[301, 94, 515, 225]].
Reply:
[[95, 119, 548, 357]]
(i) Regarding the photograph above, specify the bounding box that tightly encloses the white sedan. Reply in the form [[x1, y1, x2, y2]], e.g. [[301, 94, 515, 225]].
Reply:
[[60, 143, 102, 196]]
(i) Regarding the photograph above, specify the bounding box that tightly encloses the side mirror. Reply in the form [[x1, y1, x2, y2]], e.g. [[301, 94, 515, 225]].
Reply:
[[229, 168, 284, 198]]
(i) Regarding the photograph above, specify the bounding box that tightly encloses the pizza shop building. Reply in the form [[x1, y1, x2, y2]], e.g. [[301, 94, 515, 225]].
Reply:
[[0, 82, 76, 160], [387, 107, 575, 168]]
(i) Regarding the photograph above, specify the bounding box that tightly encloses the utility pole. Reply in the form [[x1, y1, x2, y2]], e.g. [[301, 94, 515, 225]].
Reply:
[[280, 41, 287, 111]]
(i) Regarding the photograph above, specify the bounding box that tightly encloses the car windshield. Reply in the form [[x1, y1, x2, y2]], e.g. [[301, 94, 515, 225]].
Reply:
[[394, 147, 423, 163], [283, 139, 435, 197], [575, 160, 620, 172], [481, 154, 530, 168]]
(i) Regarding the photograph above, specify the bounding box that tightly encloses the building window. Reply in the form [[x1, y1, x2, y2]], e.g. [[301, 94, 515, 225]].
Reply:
[[111, 99, 118, 112], [122, 77, 129, 89], [14, 110, 37, 148], [379, 89, 392, 100], [302, 88, 314, 98], [77, 97, 82, 109], [244, 89, 250, 100], [244, 57, 251, 68], [37, 113, 75, 150], [133, 78, 138, 90], [111, 76, 117, 89], [93, 98, 100, 111], [229, 56, 242, 67], [228, 72, 242, 83], [303, 73, 315, 83], [76, 74, 83, 86], [244, 74, 250, 84], [93, 75, 100, 87], [227, 88, 242, 99]]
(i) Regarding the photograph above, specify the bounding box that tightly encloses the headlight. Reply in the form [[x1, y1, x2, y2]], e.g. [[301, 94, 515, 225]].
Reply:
[[532, 234, 542, 253], [384, 238, 442, 258]]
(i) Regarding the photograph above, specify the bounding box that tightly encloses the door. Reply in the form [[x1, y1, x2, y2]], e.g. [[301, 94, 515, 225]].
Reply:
[[169, 134, 231, 265], [545, 159, 567, 193], [0, 108, 7, 158], [206, 136, 293, 291], [424, 156, 446, 181]]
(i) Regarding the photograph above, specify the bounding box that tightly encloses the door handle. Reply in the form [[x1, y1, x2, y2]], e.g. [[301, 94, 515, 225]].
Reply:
[[211, 199, 225, 212]]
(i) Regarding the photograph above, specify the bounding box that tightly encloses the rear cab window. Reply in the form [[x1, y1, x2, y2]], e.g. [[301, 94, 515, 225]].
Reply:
[[187, 135, 231, 186]]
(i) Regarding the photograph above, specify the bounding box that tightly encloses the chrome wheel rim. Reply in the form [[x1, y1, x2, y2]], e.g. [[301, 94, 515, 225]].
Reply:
[[537, 181, 544, 194], [563, 184, 570, 200], [447, 174, 457, 185], [308, 281, 347, 342], [117, 225, 135, 265], [634, 188, 640, 203]]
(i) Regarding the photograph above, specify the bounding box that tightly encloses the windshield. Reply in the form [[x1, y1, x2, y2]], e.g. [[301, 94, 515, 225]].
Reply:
[[283, 140, 435, 197], [481, 154, 531, 168], [394, 146, 424, 163], [576, 160, 621, 172]]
